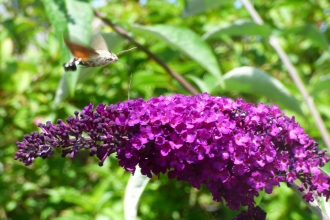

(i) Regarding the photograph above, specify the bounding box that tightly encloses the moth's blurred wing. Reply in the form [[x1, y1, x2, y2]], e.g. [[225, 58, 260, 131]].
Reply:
[[64, 39, 98, 61], [90, 33, 109, 50]]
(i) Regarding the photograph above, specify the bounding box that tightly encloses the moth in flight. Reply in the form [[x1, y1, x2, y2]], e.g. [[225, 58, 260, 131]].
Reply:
[[63, 35, 136, 71]]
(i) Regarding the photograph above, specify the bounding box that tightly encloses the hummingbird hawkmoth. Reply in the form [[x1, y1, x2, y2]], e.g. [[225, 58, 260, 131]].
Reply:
[[63, 34, 136, 71]]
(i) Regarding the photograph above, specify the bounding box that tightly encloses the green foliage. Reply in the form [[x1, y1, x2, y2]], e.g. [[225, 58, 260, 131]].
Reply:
[[1, 0, 330, 219], [132, 24, 223, 84], [223, 66, 302, 114], [203, 20, 272, 39]]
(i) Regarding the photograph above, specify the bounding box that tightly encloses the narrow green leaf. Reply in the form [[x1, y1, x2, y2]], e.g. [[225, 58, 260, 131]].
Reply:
[[53, 67, 97, 107], [44, 0, 93, 104], [223, 66, 302, 114], [41, 0, 70, 62], [132, 24, 223, 86], [64, 0, 93, 96], [53, 75, 69, 108], [280, 24, 329, 50], [203, 20, 271, 40], [65, 70, 80, 98], [65, 0, 93, 45], [182, 0, 231, 17]]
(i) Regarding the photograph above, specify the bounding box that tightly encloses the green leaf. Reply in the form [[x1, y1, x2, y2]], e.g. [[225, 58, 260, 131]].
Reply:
[[132, 71, 172, 88], [53, 75, 69, 108], [42, 0, 93, 46], [310, 74, 330, 96], [44, 0, 93, 104], [203, 20, 272, 40], [223, 66, 302, 114], [65, 0, 93, 45], [131, 71, 174, 97], [53, 67, 96, 107], [46, 187, 89, 208], [132, 24, 223, 87], [185, 75, 211, 93], [65, 70, 80, 98], [90, 176, 114, 209], [0, 37, 14, 65], [280, 24, 329, 50], [254, 189, 265, 206], [182, 0, 231, 17], [13, 71, 31, 93], [64, 0, 93, 96], [42, 0, 70, 62], [315, 51, 330, 66]]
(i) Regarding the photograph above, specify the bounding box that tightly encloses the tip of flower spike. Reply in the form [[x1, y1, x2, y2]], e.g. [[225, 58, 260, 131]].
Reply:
[[14, 93, 330, 212]]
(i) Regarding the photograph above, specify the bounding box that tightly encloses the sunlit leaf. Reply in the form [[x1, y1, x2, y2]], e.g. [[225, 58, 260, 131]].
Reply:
[[203, 19, 271, 40], [44, 0, 93, 103], [0, 38, 14, 65], [132, 24, 223, 87], [65, 0, 93, 45], [41, 0, 70, 62], [65, 70, 80, 98], [53, 75, 69, 107], [223, 66, 302, 114], [65, 0, 93, 97], [14, 71, 31, 93]]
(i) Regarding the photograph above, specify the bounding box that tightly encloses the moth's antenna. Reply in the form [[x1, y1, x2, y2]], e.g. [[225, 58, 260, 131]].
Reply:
[[116, 47, 137, 56], [128, 71, 133, 100]]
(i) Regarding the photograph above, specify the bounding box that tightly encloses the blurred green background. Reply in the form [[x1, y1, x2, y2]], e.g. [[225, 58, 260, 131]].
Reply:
[[1, 0, 330, 219]]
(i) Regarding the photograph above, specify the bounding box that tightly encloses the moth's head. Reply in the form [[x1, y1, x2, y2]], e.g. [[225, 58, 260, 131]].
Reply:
[[96, 50, 118, 63]]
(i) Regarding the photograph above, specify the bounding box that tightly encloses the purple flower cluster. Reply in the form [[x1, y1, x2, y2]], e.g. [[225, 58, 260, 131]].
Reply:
[[15, 93, 330, 211]]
